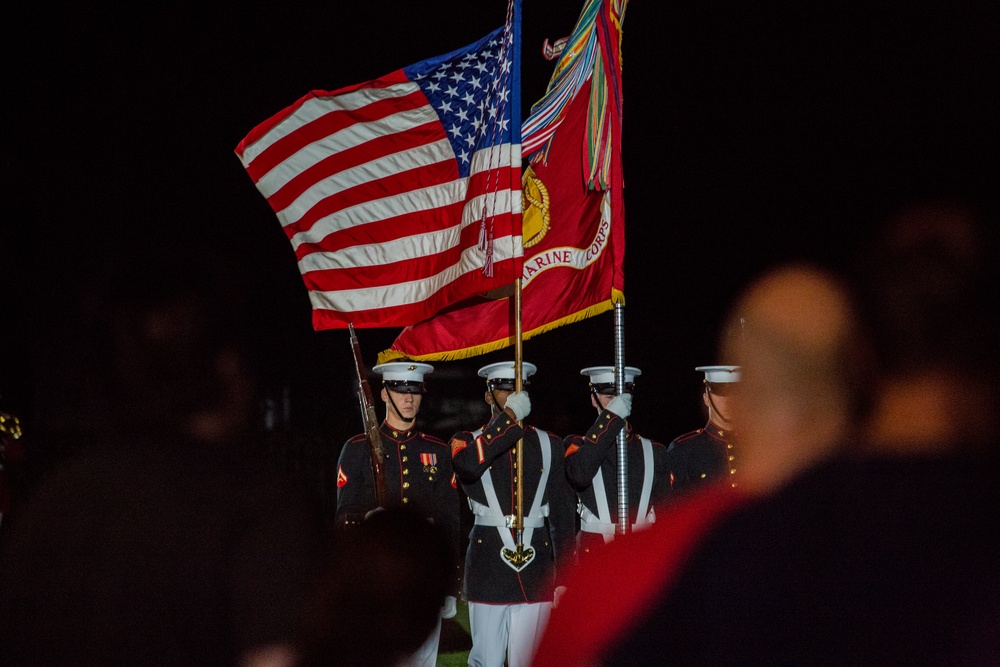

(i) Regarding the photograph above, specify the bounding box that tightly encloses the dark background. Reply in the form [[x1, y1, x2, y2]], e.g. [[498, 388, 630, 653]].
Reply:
[[4, 1, 1000, 511]]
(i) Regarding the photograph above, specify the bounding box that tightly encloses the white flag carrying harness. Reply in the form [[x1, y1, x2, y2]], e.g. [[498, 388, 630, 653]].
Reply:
[[578, 437, 655, 543], [467, 427, 556, 571]]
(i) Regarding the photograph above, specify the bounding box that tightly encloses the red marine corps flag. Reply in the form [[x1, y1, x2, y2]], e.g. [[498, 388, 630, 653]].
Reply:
[[236, 2, 523, 329], [379, 0, 626, 363]]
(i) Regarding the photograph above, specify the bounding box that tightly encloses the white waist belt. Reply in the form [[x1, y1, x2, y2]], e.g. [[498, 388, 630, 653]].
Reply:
[[473, 514, 546, 528], [579, 520, 640, 536], [469, 498, 549, 528]]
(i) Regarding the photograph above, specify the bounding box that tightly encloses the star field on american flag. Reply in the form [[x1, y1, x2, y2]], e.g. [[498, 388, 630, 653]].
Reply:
[[404, 32, 514, 178]]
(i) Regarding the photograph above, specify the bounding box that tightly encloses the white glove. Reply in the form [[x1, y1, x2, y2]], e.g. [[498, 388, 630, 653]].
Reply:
[[606, 393, 632, 419], [504, 391, 531, 421], [441, 595, 457, 619], [553, 585, 568, 609]]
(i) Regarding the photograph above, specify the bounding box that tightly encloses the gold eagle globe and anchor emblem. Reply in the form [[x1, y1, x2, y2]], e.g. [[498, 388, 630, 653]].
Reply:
[[521, 164, 550, 249], [502, 544, 535, 571]]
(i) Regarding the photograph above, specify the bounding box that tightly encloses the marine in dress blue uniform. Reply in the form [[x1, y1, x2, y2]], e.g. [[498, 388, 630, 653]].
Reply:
[[450, 361, 576, 667], [665, 365, 741, 499], [335, 362, 459, 667], [563, 366, 670, 560]]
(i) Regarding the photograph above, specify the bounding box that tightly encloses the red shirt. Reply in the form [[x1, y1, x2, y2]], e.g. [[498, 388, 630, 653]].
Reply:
[[531, 483, 749, 667]]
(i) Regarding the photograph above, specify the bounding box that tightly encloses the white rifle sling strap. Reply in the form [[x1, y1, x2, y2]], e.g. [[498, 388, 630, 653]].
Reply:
[[469, 427, 554, 570], [635, 437, 655, 526], [581, 459, 613, 541], [579, 437, 656, 542]]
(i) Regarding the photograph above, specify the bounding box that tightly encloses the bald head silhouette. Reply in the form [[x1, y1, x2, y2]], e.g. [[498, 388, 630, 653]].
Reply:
[[719, 263, 867, 493]]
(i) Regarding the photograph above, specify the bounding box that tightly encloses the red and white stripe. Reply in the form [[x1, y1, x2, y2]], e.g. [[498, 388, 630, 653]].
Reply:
[[236, 73, 522, 329]]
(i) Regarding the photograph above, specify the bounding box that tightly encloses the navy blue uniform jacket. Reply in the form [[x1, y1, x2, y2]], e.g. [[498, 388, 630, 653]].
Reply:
[[450, 410, 576, 604], [336, 422, 460, 587], [564, 409, 670, 558]]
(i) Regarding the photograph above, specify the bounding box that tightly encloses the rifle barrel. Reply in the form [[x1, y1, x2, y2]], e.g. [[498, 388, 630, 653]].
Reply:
[[349, 324, 389, 508]]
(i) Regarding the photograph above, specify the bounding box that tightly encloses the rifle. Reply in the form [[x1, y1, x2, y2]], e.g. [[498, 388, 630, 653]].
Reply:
[[349, 323, 388, 508]]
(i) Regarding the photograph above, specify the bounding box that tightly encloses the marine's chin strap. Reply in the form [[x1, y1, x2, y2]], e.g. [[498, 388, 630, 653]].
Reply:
[[705, 382, 729, 425], [385, 385, 418, 424], [590, 385, 631, 416], [488, 386, 503, 418], [590, 387, 603, 415]]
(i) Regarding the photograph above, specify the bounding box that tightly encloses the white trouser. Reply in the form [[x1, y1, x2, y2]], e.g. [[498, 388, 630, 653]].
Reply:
[[467, 601, 552, 667], [397, 616, 442, 667]]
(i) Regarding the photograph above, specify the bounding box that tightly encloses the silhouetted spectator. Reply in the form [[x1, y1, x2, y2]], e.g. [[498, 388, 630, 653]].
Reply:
[[853, 200, 1000, 453], [0, 270, 325, 667], [531, 262, 875, 665], [533, 203, 1000, 665], [299, 507, 456, 667]]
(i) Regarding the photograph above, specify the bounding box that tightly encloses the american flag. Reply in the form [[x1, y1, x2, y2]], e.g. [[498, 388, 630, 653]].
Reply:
[[236, 11, 523, 329], [378, 0, 626, 364]]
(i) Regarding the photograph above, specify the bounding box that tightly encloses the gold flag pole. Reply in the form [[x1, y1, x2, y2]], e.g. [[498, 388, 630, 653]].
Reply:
[[513, 277, 525, 547], [502, 277, 533, 570]]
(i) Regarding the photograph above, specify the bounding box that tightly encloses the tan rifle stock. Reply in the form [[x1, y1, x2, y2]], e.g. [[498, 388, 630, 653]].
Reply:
[[349, 324, 388, 508]]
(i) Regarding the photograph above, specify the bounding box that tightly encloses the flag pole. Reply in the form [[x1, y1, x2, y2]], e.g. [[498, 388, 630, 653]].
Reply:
[[501, 277, 531, 570], [614, 302, 630, 536], [514, 277, 525, 546]]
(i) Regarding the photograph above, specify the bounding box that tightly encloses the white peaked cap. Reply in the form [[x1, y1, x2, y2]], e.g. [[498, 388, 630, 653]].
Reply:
[[372, 362, 434, 383], [477, 361, 538, 381], [696, 365, 741, 383], [579, 366, 642, 384]]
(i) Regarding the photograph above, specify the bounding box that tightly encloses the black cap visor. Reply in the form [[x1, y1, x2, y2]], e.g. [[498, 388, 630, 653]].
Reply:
[[486, 378, 530, 391], [591, 382, 634, 396], [384, 380, 426, 394], [705, 382, 737, 397]]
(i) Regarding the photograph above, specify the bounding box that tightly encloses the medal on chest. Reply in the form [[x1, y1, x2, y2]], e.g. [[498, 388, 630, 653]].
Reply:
[[420, 452, 438, 476]]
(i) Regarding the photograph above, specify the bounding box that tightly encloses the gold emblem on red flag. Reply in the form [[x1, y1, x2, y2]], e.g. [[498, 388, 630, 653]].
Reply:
[[521, 164, 550, 248]]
